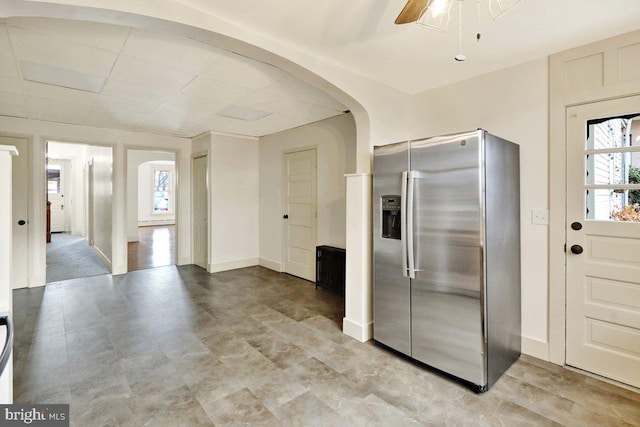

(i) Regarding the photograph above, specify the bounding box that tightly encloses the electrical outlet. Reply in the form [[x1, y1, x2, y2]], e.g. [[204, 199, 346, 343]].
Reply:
[[532, 209, 549, 225]]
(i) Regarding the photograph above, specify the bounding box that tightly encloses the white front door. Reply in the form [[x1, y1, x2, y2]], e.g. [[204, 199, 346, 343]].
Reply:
[[283, 149, 317, 281], [566, 95, 640, 388], [2, 136, 28, 289], [47, 159, 65, 233], [193, 155, 208, 270]]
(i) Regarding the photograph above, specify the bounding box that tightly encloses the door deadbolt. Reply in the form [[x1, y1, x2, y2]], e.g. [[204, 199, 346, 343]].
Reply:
[[571, 222, 582, 231], [18, 220, 26, 226], [570, 245, 583, 255], [283, 215, 289, 219]]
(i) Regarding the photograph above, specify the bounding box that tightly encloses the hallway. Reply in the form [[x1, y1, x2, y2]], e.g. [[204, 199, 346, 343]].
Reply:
[[12, 266, 640, 426], [46, 233, 110, 283]]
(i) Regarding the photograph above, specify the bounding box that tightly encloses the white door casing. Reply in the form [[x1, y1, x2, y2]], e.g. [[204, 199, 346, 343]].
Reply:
[[566, 95, 640, 388], [47, 159, 65, 233], [192, 155, 208, 270], [87, 161, 94, 246], [283, 149, 317, 282], [3, 136, 28, 290]]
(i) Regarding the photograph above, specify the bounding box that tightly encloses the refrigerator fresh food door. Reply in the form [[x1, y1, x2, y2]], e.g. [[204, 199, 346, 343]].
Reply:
[[409, 131, 487, 386], [373, 142, 411, 356]]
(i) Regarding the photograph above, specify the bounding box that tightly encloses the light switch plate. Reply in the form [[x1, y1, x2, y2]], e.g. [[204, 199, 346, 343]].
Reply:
[[532, 209, 549, 225]]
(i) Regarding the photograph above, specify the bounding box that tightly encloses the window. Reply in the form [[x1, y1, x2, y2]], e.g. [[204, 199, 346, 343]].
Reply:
[[153, 169, 171, 213], [585, 115, 640, 222], [47, 164, 61, 193]]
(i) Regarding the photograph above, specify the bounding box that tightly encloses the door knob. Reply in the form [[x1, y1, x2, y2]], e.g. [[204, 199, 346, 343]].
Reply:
[[571, 222, 582, 231], [283, 215, 289, 219], [17, 220, 25, 226], [570, 245, 583, 255]]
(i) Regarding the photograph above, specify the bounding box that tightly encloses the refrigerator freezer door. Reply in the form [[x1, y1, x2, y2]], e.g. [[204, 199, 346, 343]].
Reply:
[[409, 132, 486, 386], [373, 142, 411, 356]]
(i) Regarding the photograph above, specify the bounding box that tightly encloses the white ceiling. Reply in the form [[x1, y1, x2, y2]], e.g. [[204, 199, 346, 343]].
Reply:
[[176, 0, 640, 94], [1, 1, 640, 138], [0, 17, 347, 138]]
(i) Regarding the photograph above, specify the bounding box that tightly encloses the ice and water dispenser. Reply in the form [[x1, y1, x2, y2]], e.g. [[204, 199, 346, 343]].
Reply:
[[381, 195, 401, 240]]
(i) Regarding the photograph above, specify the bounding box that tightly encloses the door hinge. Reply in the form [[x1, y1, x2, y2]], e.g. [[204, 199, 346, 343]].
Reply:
[[564, 243, 567, 253]]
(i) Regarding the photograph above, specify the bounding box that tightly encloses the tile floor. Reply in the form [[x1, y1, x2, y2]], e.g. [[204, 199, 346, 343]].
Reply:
[[12, 266, 640, 426]]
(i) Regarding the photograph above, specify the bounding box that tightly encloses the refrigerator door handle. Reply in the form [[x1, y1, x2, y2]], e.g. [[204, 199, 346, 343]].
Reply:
[[407, 170, 416, 279], [401, 171, 408, 278]]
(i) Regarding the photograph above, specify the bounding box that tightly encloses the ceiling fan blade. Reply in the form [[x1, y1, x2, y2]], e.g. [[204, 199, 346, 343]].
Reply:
[[395, 0, 430, 24]]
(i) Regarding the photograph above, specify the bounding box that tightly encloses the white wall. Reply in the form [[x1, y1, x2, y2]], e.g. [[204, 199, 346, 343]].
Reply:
[[406, 58, 550, 358], [126, 150, 175, 242], [210, 134, 259, 271], [259, 114, 356, 270], [192, 132, 260, 272], [89, 145, 113, 266]]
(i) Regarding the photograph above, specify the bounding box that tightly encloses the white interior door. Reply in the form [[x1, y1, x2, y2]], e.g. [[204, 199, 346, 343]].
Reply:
[[566, 95, 640, 388], [193, 155, 208, 270], [283, 149, 317, 281], [47, 159, 65, 233], [2, 136, 28, 289]]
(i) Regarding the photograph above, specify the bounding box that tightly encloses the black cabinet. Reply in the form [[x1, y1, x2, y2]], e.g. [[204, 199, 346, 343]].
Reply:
[[315, 246, 345, 296]]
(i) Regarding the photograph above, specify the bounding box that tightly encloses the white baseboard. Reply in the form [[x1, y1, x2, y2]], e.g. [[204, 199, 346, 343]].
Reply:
[[92, 245, 112, 270], [259, 258, 281, 272], [522, 336, 549, 360], [177, 256, 191, 266], [343, 318, 373, 343], [29, 275, 46, 287], [138, 219, 175, 227], [210, 258, 259, 273]]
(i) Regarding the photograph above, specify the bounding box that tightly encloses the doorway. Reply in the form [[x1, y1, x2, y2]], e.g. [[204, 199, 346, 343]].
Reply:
[[126, 149, 177, 272], [282, 148, 317, 282], [47, 159, 68, 233], [45, 141, 112, 283], [565, 95, 640, 388]]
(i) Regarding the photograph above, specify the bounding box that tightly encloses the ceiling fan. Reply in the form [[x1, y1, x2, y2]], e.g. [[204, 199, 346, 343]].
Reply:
[[394, 0, 527, 61], [395, 0, 527, 25], [395, 0, 430, 25]]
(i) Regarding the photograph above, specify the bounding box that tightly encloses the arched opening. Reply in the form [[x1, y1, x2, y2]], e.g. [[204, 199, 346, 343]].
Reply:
[[2, 0, 373, 347]]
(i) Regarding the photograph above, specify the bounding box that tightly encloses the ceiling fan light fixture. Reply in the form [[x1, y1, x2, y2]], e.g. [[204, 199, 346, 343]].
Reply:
[[416, 0, 453, 32], [429, 0, 450, 18], [489, 0, 527, 20]]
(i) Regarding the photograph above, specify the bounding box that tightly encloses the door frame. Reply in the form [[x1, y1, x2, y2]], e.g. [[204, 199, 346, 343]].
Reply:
[[563, 98, 640, 387], [549, 30, 640, 366], [125, 146, 180, 270], [281, 145, 318, 279], [87, 159, 94, 246], [191, 151, 210, 270], [551, 95, 640, 366], [45, 139, 116, 276]]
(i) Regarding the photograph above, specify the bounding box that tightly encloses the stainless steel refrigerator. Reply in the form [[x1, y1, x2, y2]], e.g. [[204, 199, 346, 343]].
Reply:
[[373, 129, 521, 392]]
